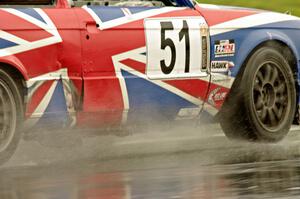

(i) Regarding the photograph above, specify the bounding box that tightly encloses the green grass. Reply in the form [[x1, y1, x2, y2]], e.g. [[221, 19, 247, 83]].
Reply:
[[198, 0, 300, 16]]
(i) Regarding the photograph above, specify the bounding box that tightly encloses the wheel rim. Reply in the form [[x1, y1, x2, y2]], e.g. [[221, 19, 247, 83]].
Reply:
[[252, 61, 290, 132], [0, 81, 17, 153]]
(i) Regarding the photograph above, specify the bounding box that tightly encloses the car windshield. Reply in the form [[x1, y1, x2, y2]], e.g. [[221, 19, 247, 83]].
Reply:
[[0, 0, 194, 7], [0, 0, 54, 5], [75, 0, 194, 7], [0, 0, 55, 7]]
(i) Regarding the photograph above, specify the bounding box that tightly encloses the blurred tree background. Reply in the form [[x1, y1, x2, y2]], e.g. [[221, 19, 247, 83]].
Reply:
[[199, 0, 300, 16]]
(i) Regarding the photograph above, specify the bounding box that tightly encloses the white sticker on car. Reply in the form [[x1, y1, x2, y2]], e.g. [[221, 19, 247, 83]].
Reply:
[[144, 17, 208, 79]]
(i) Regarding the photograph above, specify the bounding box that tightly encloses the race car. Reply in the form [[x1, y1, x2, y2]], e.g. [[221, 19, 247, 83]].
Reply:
[[0, 0, 299, 164]]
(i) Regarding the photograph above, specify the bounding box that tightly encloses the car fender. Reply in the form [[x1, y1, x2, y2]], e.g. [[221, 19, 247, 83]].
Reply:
[[210, 28, 300, 112], [222, 29, 298, 78], [0, 56, 28, 80], [232, 29, 300, 106]]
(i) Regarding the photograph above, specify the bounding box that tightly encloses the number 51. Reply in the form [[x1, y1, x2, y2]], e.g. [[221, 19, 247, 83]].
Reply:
[[160, 20, 190, 74]]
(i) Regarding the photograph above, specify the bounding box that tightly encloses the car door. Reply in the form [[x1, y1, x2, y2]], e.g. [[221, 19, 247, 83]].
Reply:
[[77, 5, 210, 126]]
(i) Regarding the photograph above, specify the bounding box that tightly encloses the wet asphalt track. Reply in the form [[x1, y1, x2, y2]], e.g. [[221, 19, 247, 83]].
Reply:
[[2, 124, 300, 198]]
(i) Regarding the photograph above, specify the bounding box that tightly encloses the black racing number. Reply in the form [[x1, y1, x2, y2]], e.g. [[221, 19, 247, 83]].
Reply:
[[179, 20, 190, 73], [160, 20, 190, 74], [160, 22, 176, 74]]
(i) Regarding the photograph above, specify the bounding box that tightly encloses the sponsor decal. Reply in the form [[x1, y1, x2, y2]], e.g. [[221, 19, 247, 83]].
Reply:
[[176, 107, 201, 120], [214, 39, 235, 57], [210, 61, 234, 73], [208, 87, 227, 106]]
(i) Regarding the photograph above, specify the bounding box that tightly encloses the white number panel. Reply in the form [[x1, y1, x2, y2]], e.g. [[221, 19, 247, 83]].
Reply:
[[145, 17, 208, 80]]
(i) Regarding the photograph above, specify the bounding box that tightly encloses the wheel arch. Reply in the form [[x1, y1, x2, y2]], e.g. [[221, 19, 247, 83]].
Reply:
[[0, 58, 28, 107], [226, 31, 300, 122], [0, 57, 28, 80], [231, 29, 299, 76], [217, 34, 299, 140], [238, 39, 299, 90]]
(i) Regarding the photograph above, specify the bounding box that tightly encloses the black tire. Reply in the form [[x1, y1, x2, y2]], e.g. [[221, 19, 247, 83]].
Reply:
[[0, 68, 23, 164], [219, 47, 296, 142]]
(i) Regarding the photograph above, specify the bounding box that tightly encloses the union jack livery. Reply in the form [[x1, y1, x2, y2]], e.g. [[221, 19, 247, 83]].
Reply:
[[0, 0, 299, 164]]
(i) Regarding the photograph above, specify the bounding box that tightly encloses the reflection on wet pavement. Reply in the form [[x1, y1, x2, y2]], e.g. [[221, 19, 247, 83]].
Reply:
[[2, 157, 300, 198], [1, 160, 300, 198], [1, 125, 300, 198]]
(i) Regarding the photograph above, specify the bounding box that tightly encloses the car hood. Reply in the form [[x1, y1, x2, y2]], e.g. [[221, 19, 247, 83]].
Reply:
[[196, 3, 300, 30], [198, 3, 265, 12]]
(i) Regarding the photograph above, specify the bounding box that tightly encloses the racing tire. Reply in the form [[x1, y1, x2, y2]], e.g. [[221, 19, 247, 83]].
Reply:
[[219, 46, 296, 142], [0, 68, 23, 165]]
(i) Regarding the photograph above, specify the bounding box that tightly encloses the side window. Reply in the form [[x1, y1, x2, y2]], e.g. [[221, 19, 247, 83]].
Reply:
[[72, 0, 171, 7], [0, 0, 54, 5]]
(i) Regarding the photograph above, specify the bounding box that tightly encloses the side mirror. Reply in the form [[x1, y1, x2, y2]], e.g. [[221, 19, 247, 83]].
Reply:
[[56, 0, 71, 8]]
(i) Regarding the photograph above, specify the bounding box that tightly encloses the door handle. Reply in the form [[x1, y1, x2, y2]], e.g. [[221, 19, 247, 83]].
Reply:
[[85, 21, 99, 33]]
